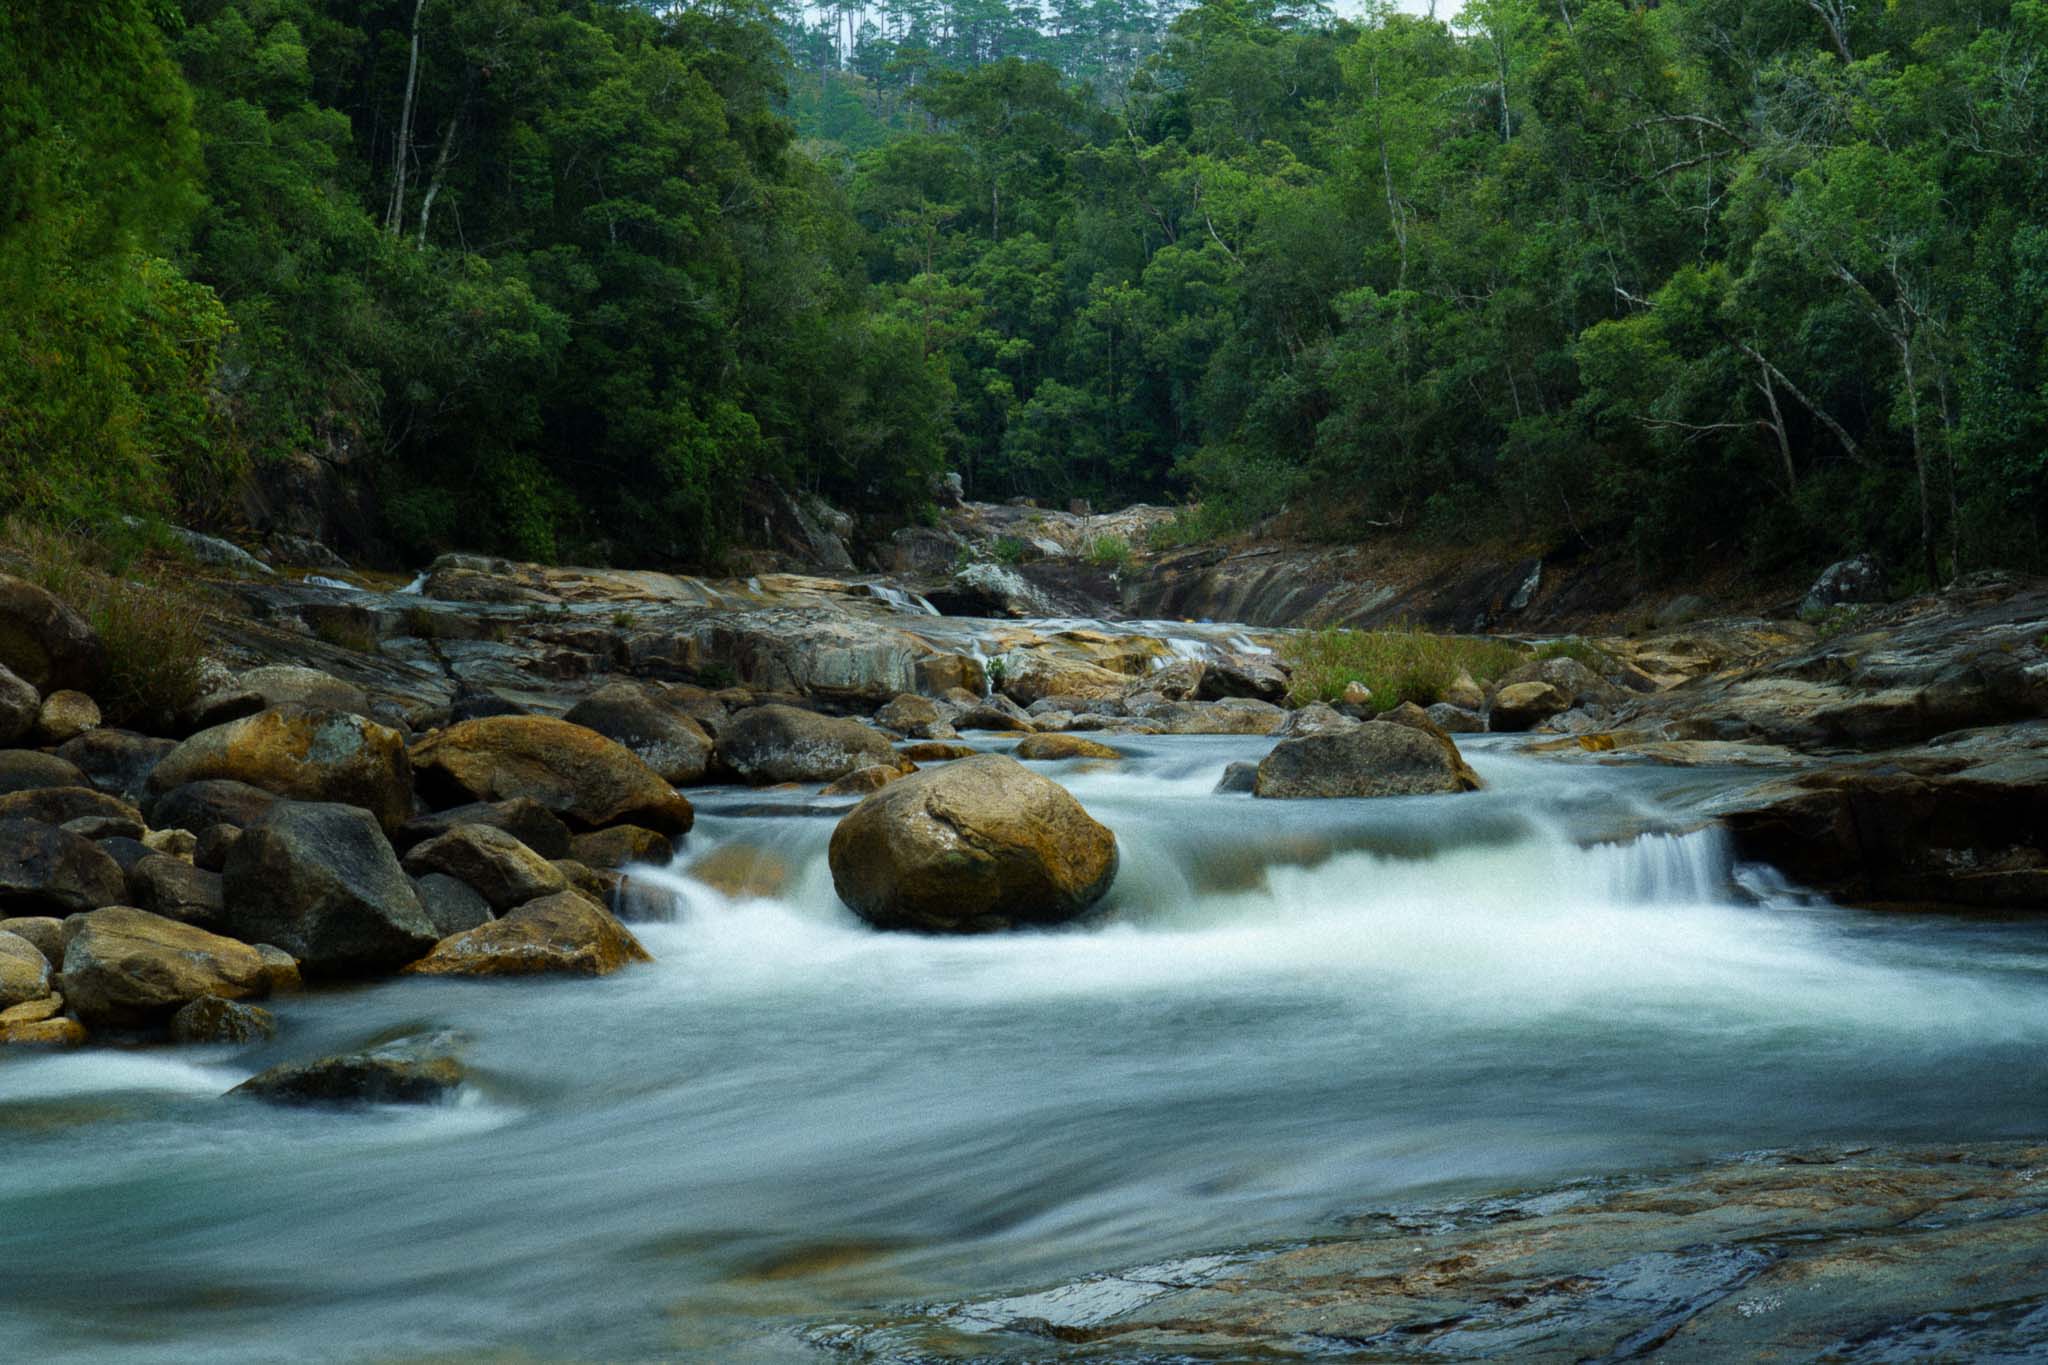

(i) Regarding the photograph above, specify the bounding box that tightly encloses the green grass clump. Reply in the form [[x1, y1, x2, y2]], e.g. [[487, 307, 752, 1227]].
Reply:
[[1531, 636, 1617, 673], [991, 535, 1028, 565], [2, 519, 214, 728], [1282, 626, 1528, 711], [1085, 534, 1134, 571]]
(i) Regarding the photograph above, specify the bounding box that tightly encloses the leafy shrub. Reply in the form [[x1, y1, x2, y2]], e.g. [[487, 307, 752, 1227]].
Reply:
[[1282, 626, 1527, 711], [1, 520, 214, 728], [1085, 534, 1134, 571]]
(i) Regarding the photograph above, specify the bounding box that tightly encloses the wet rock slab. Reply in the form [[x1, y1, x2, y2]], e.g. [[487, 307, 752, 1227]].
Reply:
[[808, 1143, 2048, 1361]]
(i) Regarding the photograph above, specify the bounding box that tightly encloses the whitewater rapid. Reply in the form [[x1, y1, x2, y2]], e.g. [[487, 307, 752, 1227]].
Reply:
[[2, 733, 2043, 1363]]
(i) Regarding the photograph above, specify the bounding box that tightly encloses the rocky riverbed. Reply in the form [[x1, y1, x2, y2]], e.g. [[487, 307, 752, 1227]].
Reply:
[[0, 525, 2044, 1361]]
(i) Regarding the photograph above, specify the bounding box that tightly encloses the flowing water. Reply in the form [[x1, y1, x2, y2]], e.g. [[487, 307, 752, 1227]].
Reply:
[[3, 734, 2046, 1362]]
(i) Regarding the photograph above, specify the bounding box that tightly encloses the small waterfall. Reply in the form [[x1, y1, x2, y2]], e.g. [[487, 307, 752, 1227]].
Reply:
[[867, 583, 940, 615], [1583, 827, 1734, 904], [397, 571, 428, 595]]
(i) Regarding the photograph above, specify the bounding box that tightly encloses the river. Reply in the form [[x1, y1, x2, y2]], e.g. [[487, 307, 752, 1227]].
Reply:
[[3, 731, 2045, 1361]]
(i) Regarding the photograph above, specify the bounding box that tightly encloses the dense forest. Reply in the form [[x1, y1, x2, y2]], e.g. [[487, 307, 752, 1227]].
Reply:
[[4, 0, 2047, 583]]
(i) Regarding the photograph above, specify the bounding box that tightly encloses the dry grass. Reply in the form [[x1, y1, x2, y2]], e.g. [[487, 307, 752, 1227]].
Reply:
[[1283, 625, 1528, 711], [1, 519, 216, 728]]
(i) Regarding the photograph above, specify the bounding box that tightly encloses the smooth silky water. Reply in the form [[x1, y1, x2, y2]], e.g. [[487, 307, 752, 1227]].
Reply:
[[3, 736, 2045, 1361]]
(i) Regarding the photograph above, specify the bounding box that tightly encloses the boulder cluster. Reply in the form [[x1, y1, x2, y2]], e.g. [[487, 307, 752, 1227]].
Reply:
[[0, 572, 675, 1059]]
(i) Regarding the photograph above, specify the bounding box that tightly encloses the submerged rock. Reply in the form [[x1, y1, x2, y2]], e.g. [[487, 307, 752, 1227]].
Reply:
[[169, 995, 277, 1045], [1014, 733, 1122, 761], [411, 715, 693, 835], [232, 1032, 467, 1106], [820, 765, 908, 796], [828, 753, 1119, 933], [566, 825, 673, 869], [1254, 723, 1481, 799]]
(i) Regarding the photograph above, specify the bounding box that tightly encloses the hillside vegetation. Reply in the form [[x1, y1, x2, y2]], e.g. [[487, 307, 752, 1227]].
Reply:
[[5, 0, 2047, 586]]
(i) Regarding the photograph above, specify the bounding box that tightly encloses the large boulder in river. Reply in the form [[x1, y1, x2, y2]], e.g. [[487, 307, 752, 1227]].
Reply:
[[828, 753, 1119, 933], [1253, 723, 1481, 799], [0, 572, 105, 694], [220, 802, 440, 975], [404, 890, 651, 977], [714, 705, 904, 785], [147, 707, 413, 831], [410, 716, 693, 834], [0, 818, 127, 916], [59, 906, 268, 1027], [562, 683, 712, 785]]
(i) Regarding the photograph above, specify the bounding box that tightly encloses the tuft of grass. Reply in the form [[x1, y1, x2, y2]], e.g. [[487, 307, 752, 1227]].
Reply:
[[306, 609, 381, 655], [2, 519, 214, 728], [1799, 602, 1872, 642], [1531, 636, 1617, 673], [1282, 625, 1528, 711], [991, 535, 1028, 565], [1085, 534, 1134, 572], [1146, 502, 1239, 551]]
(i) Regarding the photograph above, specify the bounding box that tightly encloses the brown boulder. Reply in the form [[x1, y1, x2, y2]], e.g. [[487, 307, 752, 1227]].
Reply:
[[404, 890, 652, 977], [1489, 681, 1569, 732], [411, 716, 692, 834], [1014, 734, 1122, 761], [34, 690, 100, 745], [0, 930, 51, 1009], [828, 753, 1119, 933], [401, 824, 566, 911], [0, 786, 143, 829], [901, 741, 979, 762], [58, 906, 268, 1027], [568, 825, 673, 869], [821, 764, 909, 796], [147, 707, 414, 831]]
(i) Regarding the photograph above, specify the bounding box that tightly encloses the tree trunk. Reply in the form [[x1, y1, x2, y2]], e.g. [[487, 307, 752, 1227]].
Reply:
[[1898, 334, 1939, 587], [385, 0, 428, 236]]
